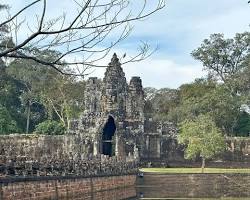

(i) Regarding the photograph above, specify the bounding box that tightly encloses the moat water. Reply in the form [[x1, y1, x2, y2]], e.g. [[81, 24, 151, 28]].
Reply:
[[133, 173, 250, 200], [8, 173, 248, 199], [58, 173, 250, 199]]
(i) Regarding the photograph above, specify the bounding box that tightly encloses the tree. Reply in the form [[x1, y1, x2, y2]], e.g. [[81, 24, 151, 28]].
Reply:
[[179, 78, 216, 101], [190, 32, 250, 135], [0, 0, 165, 75], [0, 105, 19, 134], [238, 56, 250, 96], [173, 78, 243, 136], [7, 57, 52, 133], [0, 59, 26, 131], [40, 73, 85, 131], [144, 87, 179, 122], [169, 79, 215, 123], [234, 111, 250, 136], [178, 114, 226, 173], [191, 32, 250, 94], [6, 49, 86, 133]]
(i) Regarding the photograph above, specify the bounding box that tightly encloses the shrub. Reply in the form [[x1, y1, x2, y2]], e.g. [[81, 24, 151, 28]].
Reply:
[[35, 120, 65, 135]]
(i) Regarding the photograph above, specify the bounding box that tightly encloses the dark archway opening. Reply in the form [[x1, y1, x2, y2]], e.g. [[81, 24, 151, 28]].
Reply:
[[102, 116, 116, 156]]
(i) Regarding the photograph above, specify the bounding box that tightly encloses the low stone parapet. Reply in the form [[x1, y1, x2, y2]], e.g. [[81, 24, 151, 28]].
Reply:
[[0, 134, 138, 178], [0, 155, 138, 178]]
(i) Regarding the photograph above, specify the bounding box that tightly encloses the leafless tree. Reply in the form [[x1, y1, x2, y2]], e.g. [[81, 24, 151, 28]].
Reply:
[[0, 0, 165, 76]]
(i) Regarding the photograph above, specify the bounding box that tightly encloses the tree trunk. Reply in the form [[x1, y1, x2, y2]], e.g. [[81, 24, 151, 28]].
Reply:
[[201, 157, 205, 173], [67, 117, 71, 131], [26, 101, 31, 134]]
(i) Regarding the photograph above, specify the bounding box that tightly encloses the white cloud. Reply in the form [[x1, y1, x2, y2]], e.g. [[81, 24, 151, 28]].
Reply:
[[2, 0, 250, 89], [123, 58, 205, 89], [88, 52, 205, 89]]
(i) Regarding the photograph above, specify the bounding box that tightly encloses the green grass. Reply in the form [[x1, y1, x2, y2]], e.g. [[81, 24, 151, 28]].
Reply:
[[140, 198, 250, 200], [140, 168, 250, 174]]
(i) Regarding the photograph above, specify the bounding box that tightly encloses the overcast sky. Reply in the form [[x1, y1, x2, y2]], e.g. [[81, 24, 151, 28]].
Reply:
[[2, 0, 250, 89]]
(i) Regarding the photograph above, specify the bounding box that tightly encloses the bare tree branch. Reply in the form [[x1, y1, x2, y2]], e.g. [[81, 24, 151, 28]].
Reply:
[[0, 0, 41, 28], [0, 0, 166, 76]]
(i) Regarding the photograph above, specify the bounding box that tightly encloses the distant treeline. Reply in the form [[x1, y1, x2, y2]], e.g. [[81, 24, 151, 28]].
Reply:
[[144, 32, 250, 137], [1, 32, 250, 137], [0, 52, 85, 135]]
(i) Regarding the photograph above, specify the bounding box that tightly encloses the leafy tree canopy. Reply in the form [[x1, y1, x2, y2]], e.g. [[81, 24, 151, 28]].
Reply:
[[178, 114, 226, 172], [0, 105, 19, 134], [192, 32, 250, 97]]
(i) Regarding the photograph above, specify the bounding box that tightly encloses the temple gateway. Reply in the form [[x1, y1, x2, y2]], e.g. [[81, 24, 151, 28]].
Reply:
[[70, 53, 180, 161]]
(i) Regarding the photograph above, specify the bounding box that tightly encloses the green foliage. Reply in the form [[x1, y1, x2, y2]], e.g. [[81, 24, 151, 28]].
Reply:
[[178, 114, 226, 161], [179, 78, 216, 100], [178, 83, 242, 135], [141, 168, 250, 174], [0, 29, 249, 139], [35, 120, 65, 135], [237, 58, 250, 96], [0, 49, 85, 135], [144, 87, 179, 122], [144, 32, 250, 137], [0, 105, 19, 134], [5, 50, 85, 133], [144, 77, 246, 137], [0, 60, 26, 132], [173, 79, 216, 121], [40, 73, 85, 130], [234, 111, 250, 136], [191, 32, 250, 85], [7, 57, 52, 133]]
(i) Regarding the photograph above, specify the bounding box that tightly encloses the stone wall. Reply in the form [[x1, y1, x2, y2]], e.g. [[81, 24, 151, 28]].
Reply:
[[0, 134, 89, 159], [225, 137, 250, 161], [0, 174, 136, 200], [0, 134, 138, 177], [1, 133, 250, 173], [140, 137, 250, 166], [0, 133, 138, 199]]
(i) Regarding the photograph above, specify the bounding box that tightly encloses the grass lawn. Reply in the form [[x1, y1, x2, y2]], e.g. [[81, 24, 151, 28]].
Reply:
[[140, 198, 250, 200], [140, 168, 250, 174]]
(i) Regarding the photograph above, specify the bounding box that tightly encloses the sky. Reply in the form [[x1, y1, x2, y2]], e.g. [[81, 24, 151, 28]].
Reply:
[[2, 0, 250, 89], [114, 0, 250, 89]]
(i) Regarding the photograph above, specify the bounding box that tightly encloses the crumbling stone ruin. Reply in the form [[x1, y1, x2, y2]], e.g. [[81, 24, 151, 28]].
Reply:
[[70, 53, 180, 161]]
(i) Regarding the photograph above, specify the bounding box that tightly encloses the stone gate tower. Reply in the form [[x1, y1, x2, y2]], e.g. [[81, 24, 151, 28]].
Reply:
[[70, 53, 178, 161], [71, 53, 144, 158]]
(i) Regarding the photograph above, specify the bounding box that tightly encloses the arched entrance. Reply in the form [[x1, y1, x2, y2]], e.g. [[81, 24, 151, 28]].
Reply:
[[102, 116, 116, 156]]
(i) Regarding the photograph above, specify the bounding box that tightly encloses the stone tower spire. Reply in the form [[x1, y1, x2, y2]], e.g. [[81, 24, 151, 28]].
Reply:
[[110, 53, 119, 65], [103, 53, 124, 79], [127, 76, 144, 122], [101, 53, 128, 119]]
